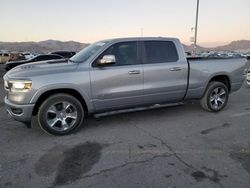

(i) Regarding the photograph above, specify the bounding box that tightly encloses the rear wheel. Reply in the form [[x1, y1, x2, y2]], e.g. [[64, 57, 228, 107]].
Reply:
[[200, 81, 229, 112], [37, 94, 84, 135]]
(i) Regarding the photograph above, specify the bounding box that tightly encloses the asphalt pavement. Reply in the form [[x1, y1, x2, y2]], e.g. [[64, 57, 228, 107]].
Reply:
[[0, 64, 250, 188]]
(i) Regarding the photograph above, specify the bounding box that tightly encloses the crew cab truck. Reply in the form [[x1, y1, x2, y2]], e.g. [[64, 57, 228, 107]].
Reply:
[[3, 37, 247, 135]]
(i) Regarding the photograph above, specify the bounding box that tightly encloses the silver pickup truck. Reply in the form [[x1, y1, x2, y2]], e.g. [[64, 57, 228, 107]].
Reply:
[[3, 37, 247, 135]]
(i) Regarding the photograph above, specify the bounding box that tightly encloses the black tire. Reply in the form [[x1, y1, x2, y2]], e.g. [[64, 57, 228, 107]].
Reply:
[[200, 81, 229, 112], [37, 94, 84, 135]]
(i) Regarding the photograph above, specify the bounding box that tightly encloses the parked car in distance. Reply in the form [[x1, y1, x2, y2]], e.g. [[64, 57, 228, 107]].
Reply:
[[247, 69, 250, 85], [3, 37, 247, 135], [5, 54, 65, 71], [9, 52, 26, 62], [50, 51, 76, 59], [22, 52, 36, 60], [0, 53, 10, 63]]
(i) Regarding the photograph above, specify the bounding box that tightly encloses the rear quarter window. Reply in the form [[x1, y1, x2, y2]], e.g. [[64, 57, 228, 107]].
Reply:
[[144, 41, 178, 64]]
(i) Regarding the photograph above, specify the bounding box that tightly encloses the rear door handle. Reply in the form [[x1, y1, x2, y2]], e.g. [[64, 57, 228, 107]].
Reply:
[[169, 67, 182, 71], [128, 70, 141, 75]]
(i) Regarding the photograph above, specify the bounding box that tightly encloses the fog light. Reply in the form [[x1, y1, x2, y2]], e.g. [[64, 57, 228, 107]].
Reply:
[[11, 108, 23, 115]]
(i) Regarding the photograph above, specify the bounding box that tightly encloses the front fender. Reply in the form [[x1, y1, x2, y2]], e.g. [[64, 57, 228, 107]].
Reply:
[[29, 83, 94, 113]]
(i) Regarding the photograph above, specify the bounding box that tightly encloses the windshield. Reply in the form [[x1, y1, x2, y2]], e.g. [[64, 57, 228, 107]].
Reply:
[[70, 42, 107, 63]]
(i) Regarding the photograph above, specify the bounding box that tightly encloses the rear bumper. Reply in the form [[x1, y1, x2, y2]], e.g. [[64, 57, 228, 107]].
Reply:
[[4, 97, 35, 123], [231, 75, 246, 92]]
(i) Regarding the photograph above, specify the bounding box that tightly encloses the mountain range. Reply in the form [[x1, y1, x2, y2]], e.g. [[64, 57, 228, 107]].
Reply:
[[0, 40, 89, 54], [0, 39, 250, 53], [183, 40, 250, 52]]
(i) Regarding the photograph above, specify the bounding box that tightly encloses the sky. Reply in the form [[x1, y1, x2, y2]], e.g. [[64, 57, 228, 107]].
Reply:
[[1, 0, 250, 47]]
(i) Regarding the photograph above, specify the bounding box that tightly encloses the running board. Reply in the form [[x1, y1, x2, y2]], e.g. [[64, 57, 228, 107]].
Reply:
[[93, 102, 184, 118]]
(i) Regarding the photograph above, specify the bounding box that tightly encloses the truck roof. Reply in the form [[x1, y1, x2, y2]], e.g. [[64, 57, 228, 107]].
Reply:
[[100, 37, 180, 43]]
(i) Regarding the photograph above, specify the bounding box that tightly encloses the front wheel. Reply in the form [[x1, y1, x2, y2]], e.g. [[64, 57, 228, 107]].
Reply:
[[37, 94, 84, 135], [200, 81, 229, 112]]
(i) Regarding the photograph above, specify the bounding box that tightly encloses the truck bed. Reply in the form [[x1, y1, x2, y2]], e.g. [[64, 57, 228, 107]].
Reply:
[[185, 57, 247, 100]]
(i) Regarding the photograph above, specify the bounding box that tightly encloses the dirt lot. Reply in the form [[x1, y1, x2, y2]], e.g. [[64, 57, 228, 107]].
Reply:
[[0, 64, 250, 188]]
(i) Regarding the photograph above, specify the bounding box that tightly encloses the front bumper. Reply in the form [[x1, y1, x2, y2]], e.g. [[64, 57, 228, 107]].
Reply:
[[4, 97, 35, 123]]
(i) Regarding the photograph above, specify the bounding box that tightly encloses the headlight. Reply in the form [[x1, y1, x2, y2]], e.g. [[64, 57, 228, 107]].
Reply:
[[8, 80, 32, 92]]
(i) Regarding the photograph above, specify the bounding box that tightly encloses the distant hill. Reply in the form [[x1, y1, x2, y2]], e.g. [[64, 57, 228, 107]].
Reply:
[[184, 40, 250, 52], [0, 39, 249, 53], [183, 44, 208, 52], [0, 40, 89, 53], [214, 40, 250, 51]]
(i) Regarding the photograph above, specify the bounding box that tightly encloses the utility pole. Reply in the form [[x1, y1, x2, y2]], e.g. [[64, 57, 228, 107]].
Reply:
[[194, 0, 200, 51], [140, 28, 144, 37]]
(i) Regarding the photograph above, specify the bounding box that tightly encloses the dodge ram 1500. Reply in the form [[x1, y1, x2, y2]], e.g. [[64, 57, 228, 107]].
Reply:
[[3, 37, 247, 135]]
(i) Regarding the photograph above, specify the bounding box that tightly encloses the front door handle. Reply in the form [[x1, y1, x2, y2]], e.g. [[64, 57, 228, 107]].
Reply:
[[128, 70, 141, 75], [170, 67, 182, 71]]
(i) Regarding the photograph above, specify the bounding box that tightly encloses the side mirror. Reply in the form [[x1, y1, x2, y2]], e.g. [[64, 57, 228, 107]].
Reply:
[[98, 55, 116, 65]]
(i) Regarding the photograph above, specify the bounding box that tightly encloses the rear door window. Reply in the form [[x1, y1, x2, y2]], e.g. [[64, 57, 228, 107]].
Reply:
[[144, 41, 178, 64]]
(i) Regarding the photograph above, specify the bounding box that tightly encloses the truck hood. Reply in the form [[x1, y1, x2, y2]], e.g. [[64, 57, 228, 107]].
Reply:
[[5, 60, 78, 79]]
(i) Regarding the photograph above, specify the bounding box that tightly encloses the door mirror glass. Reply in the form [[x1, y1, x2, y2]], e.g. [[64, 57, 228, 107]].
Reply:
[[98, 55, 116, 65]]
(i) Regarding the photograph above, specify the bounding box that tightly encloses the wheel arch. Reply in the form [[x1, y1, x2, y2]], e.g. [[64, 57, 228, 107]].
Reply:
[[32, 88, 91, 116], [209, 75, 231, 92], [200, 74, 231, 99], [201, 74, 231, 98]]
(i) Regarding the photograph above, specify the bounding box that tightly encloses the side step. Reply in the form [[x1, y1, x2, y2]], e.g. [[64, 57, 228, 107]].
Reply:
[[93, 102, 184, 118]]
